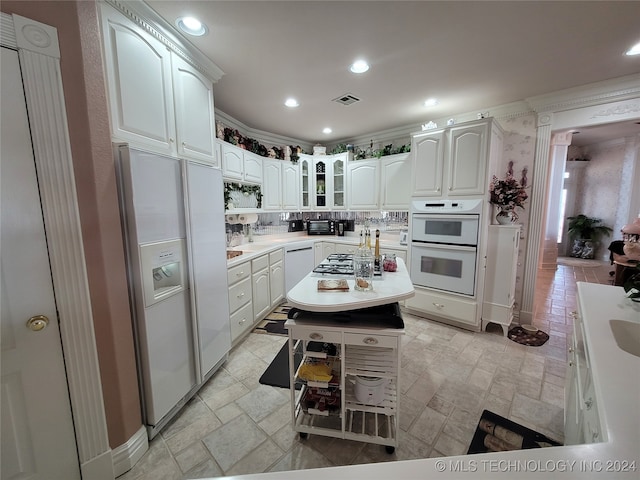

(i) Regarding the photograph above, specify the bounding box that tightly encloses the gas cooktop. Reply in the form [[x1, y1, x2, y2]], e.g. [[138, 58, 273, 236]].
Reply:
[[312, 253, 382, 276]]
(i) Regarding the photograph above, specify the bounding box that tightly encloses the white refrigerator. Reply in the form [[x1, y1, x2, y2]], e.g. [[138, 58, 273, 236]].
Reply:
[[115, 145, 231, 437]]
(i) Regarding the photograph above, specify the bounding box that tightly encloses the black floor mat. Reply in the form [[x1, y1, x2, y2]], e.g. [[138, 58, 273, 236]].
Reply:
[[259, 340, 302, 390], [467, 410, 562, 454]]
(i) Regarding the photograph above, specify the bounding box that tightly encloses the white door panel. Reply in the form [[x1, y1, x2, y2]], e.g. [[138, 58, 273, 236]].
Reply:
[[1, 47, 80, 480]]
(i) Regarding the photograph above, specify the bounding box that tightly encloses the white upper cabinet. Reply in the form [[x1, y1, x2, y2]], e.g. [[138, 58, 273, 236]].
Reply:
[[299, 155, 312, 210], [101, 4, 218, 165], [411, 119, 501, 198], [100, 4, 217, 164], [243, 151, 263, 184], [172, 55, 217, 165], [262, 159, 281, 210], [262, 159, 300, 211], [282, 162, 300, 210], [380, 153, 411, 210], [347, 160, 379, 210], [101, 5, 175, 154], [411, 130, 445, 197], [220, 141, 263, 184], [447, 122, 489, 196], [221, 142, 243, 179], [310, 154, 346, 210]]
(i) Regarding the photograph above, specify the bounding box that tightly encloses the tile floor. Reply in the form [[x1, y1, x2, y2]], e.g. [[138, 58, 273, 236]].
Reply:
[[119, 259, 614, 479]]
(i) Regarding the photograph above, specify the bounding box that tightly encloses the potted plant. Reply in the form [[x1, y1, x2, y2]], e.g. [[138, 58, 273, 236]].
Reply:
[[567, 214, 613, 259]]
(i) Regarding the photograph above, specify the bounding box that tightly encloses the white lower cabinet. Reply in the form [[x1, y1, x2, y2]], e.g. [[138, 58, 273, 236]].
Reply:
[[482, 225, 520, 336], [565, 307, 602, 445], [314, 241, 336, 265], [227, 261, 253, 343], [287, 317, 402, 453], [252, 254, 271, 322], [269, 249, 284, 307], [334, 243, 358, 255], [405, 287, 478, 328]]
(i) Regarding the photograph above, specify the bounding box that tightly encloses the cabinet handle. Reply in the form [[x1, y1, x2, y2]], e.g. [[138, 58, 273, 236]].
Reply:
[[585, 398, 593, 410], [570, 310, 578, 318], [236, 271, 244, 276], [433, 302, 445, 309], [169, 137, 175, 143], [569, 347, 574, 353], [239, 317, 247, 325], [237, 292, 245, 298], [592, 430, 599, 441], [309, 332, 323, 341], [363, 337, 379, 345], [568, 361, 574, 367]]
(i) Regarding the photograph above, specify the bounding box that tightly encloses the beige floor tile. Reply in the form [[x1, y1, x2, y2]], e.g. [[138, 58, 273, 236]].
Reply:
[[202, 414, 267, 471], [173, 442, 211, 474], [225, 439, 284, 476], [268, 443, 334, 472], [409, 406, 446, 445], [120, 260, 616, 478]]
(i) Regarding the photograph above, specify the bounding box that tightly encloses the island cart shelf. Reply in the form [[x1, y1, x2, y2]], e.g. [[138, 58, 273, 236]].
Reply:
[[285, 304, 404, 453]]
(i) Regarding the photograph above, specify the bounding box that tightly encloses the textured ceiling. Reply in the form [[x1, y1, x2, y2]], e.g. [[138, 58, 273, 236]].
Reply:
[[145, 1, 640, 145]]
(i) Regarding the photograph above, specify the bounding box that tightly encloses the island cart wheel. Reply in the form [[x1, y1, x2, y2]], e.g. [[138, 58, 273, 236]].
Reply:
[[385, 446, 395, 454], [299, 432, 308, 439]]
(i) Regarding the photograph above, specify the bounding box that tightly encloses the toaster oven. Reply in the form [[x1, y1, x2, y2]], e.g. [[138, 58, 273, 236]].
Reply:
[[306, 219, 335, 235]]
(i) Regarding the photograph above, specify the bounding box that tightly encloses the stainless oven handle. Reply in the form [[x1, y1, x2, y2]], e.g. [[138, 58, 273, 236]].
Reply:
[[412, 213, 479, 221], [411, 242, 476, 253]]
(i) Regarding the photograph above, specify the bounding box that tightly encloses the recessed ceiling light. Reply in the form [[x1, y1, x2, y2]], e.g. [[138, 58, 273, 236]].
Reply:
[[284, 98, 299, 108], [176, 16, 208, 36], [625, 42, 640, 56], [350, 60, 370, 74], [323, 127, 332, 134], [424, 98, 439, 107]]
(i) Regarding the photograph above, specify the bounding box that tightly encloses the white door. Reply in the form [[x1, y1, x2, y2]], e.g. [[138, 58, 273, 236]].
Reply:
[[1, 47, 80, 480]]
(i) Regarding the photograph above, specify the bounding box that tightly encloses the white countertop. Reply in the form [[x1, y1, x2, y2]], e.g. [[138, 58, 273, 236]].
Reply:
[[214, 283, 640, 480], [226, 233, 407, 267], [286, 257, 415, 312]]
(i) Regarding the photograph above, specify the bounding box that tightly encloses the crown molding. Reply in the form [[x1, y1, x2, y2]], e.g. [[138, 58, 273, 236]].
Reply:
[[104, 0, 224, 82], [526, 73, 640, 114], [214, 109, 314, 152]]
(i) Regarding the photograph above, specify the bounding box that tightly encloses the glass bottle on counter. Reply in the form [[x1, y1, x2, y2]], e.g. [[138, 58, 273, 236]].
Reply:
[[353, 236, 374, 291]]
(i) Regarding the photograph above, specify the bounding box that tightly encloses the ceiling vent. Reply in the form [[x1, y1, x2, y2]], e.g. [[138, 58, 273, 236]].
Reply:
[[332, 93, 361, 106]]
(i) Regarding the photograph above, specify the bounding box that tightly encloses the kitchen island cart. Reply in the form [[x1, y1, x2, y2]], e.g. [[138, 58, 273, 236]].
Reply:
[[286, 304, 404, 453]]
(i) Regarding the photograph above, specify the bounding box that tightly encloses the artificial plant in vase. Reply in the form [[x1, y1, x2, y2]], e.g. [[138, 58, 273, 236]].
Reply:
[[566, 214, 613, 259], [488, 174, 528, 224]]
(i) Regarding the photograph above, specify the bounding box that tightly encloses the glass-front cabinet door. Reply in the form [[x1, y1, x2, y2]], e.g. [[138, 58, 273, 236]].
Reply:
[[300, 155, 310, 209], [332, 155, 345, 209], [314, 159, 327, 208]]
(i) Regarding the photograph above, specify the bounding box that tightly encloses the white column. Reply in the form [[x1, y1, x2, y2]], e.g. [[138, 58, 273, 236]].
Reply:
[[540, 132, 572, 269], [519, 114, 552, 323]]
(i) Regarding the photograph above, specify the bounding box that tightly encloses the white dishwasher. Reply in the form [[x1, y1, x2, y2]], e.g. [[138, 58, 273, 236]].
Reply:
[[284, 240, 316, 294]]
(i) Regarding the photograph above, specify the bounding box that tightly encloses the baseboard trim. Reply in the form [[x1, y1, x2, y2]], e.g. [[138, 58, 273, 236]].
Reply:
[[112, 426, 148, 478]]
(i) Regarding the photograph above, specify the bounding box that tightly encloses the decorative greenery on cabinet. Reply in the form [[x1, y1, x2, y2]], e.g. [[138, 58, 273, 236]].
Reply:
[[224, 183, 262, 209]]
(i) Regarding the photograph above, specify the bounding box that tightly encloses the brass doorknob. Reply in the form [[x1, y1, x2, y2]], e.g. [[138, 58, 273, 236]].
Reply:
[[26, 314, 49, 332]]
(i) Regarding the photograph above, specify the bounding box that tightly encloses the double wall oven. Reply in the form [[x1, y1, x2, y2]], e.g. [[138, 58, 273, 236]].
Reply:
[[409, 199, 483, 296]]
